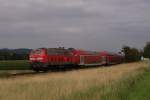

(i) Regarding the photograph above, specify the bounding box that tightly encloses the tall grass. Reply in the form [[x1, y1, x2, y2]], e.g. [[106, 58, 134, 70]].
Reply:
[[0, 61, 149, 100], [63, 61, 150, 100], [61, 70, 144, 100]]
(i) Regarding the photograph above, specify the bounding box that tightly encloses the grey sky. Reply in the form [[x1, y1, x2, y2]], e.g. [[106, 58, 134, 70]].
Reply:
[[0, 0, 150, 51]]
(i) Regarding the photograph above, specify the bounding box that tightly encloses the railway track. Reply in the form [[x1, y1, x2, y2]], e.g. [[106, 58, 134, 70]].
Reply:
[[0, 65, 104, 78], [0, 70, 35, 77]]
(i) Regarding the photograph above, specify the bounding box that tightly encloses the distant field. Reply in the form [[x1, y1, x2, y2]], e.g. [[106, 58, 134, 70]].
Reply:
[[0, 60, 30, 70], [0, 61, 149, 100]]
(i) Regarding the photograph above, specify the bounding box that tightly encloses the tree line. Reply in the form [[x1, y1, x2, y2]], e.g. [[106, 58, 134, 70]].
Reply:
[[0, 49, 31, 60], [122, 42, 150, 62]]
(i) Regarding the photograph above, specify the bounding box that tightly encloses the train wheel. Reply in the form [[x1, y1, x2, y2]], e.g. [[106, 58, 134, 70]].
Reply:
[[33, 68, 40, 72], [31, 66, 40, 72], [31, 63, 41, 72]]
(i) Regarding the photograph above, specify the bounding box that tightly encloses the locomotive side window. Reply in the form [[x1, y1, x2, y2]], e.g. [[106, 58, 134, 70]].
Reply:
[[47, 49, 58, 55], [47, 48, 71, 55]]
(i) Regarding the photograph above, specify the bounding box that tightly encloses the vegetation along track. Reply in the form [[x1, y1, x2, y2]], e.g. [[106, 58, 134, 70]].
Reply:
[[0, 61, 149, 100]]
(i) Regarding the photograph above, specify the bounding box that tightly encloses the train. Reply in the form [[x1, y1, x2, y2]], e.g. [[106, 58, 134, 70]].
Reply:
[[29, 48, 124, 71]]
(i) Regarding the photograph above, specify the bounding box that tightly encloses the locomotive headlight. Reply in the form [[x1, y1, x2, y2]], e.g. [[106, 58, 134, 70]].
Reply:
[[30, 57, 43, 61], [30, 58, 35, 60], [37, 57, 43, 60]]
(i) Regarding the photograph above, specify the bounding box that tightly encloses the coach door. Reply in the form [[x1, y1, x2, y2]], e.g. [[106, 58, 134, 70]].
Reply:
[[80, 55, 85, 65]]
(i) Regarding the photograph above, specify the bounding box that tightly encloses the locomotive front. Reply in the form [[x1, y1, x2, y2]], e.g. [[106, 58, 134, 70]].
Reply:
[[29, 48, 48, 71]]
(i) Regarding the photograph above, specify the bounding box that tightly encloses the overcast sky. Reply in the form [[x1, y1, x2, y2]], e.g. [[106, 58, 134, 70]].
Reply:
[[0, 0, 150, 51]]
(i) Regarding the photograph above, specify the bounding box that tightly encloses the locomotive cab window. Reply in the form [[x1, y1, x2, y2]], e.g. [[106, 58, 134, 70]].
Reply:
[[31, 49, 43, 55]]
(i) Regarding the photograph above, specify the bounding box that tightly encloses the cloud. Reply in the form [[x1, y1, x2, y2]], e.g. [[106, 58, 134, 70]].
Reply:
[[0, 0, 150, 51]]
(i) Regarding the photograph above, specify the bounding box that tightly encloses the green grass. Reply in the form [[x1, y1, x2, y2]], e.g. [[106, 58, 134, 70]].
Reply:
[[101, 67, 150, 100], [100, 74, 142, 100], [62, 67, 150, 100], [0, 60, 30, 70], [127, 69, 150, 100]]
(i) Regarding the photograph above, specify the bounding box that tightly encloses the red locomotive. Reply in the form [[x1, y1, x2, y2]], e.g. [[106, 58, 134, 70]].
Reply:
[[29, 48, 124, 71]]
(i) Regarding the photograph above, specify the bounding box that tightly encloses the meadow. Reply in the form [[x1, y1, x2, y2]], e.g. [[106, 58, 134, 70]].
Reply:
[[0, 61, 149, 100], [0, 60, 30, 70]]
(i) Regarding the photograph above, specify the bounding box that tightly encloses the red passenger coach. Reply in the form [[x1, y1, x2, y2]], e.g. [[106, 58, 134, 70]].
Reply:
[[29, 48, 124, 71], [71, 49, 104, 66], [100, 51, 124, 65]]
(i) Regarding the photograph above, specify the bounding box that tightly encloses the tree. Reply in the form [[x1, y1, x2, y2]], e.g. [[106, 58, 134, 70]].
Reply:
[[122, 46, 141, 62], [122, 46, 131, 62], [143, 42, 150, 58]]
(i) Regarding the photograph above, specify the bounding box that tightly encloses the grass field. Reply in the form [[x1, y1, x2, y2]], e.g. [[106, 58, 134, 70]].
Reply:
[[0, 60, 30, 70], [127, 69, 150, 100], [75, 69, 150, 100], [0, 61, 149, 100]]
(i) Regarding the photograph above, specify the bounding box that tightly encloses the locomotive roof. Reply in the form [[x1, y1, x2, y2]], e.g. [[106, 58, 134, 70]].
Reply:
[[72, 49, 100, 55], [47, 48, 66, 50]]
